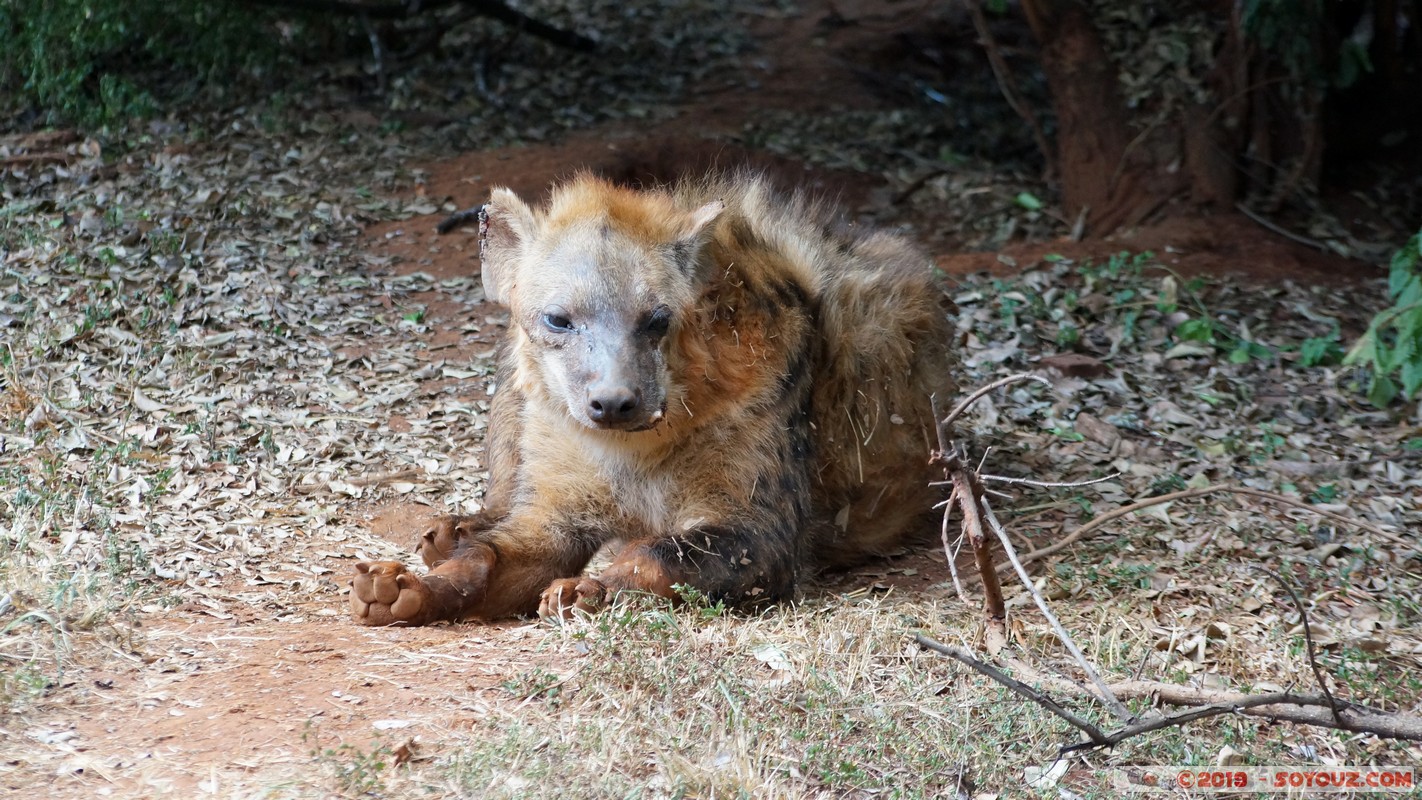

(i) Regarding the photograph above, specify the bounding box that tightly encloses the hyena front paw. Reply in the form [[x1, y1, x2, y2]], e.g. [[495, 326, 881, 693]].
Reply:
[[415, 513, 499, 568], [538, 577, 610, 620], [350, 561, 434, 626]]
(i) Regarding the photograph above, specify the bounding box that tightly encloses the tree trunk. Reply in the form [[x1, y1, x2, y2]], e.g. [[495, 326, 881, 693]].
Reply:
[[1019, 0, 1152, 234], [1017, 0, 1261, 234]]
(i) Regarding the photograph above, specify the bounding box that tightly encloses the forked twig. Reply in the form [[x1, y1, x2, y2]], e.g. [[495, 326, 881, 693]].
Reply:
[[980, 498, 1135, 724], [1058, 692, 1355, 753], [931, 394, 1006, 621], [914, 633, 1108, 745], [940, 373, 1050, 429], [918, 634, 1422, 748], [915, 373, 1422, 751], [1001, 657, 1422, 746]]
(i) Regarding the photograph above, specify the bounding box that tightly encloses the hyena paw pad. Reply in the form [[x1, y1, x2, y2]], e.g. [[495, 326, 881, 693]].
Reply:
[[350, 561, 432, 626], [538, 577, 610, 620]]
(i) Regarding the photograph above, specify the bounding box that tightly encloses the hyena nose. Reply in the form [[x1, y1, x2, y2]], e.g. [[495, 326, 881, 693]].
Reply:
[[587, 385, 642, 426]]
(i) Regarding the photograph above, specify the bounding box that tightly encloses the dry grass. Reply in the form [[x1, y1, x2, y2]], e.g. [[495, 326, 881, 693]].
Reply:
[[3, 4, 1421, 793], [304, 568, 1422, 798]]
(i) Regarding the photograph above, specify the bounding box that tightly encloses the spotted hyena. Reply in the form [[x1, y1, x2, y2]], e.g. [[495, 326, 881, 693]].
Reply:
[[349, 172, 956, 624]]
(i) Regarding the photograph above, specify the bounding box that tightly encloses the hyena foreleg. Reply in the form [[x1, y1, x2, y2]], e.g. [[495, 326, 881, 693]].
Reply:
[[540, 433, 812, 619], [352, 510, 608, 625], [539, 520, 802, 618], [540, 399, 822, 617]]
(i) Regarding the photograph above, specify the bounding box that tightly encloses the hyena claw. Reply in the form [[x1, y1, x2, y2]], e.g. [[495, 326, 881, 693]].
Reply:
[[415, 513, 499, 568], [538, 577, 610, 620]]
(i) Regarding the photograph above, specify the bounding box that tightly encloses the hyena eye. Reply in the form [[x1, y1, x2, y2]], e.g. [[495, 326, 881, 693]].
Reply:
[[644, 307, 671, 337], [542, 312, 575, 333]]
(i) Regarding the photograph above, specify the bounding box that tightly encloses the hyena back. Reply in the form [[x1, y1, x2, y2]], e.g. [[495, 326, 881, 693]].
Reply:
[[350, 173, 956, 624]]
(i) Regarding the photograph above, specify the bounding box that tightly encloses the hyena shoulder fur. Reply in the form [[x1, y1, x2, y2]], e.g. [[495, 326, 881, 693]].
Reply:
[[350, 172, 956, 624]]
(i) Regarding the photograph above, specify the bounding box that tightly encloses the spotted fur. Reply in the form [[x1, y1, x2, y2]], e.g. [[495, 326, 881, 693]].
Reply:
[[349, 173, 956, 625]]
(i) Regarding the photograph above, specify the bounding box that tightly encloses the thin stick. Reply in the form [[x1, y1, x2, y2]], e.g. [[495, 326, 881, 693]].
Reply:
[[1253, 566, 1342, 725], [914, 633, 1109, 745], [1005, 486, 1214, 570], [980, 497, 1135, 724], [941, 373, 1051, 429], [1235, 202, 1329, 252], [1016, 661, 1422, 743], [940, 487, 970, 603], [977, 472, 1120, 489], [1060, 692, 1359, 753]]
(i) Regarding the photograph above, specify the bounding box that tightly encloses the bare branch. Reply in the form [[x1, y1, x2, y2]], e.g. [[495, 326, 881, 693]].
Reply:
[[1235, 202, 1329, 251], [979, 472, 1121, 489], [919, 639, 1422, 747], [236, 0, 598, 52], [914, 633, 1109, 745], [1060, 691, 1370, 753], [956, 471, 1006, 621], [940, 373, 1051, 429], [931, 395, 1006, 621], [1000, 656, 1422, 742], [980, 497, 1135, 724], [1252, 566, 1343, 725], [916, 374, 1422, 755]]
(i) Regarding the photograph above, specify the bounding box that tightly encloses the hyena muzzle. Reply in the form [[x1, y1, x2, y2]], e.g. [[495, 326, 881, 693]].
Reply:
[[349, 172, 956, 624]]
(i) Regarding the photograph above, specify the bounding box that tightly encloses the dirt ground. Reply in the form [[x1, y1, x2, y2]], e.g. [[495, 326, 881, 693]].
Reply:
[[5, 6, 975, 795], [3, 2, 1416, 797]]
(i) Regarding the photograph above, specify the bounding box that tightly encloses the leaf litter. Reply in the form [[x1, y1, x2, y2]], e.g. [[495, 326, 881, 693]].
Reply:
[[2, 2, 1421, 797]]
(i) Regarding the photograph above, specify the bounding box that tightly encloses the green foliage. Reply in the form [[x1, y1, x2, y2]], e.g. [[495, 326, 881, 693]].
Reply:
[[672, 582, 730, 619], [315, 739, 392, 795], [1298, 328, 1344, 367], [1241, 0, 1324, 79], [995, 251, 1288, 364], [974, 250, 1368, 383], [1344, 230, 1422, 406], [0, 0, 286, 127], [1307, 483, 1339, 504], [1013, 191, 1043, 211], [1242, 0, 1373, 90]]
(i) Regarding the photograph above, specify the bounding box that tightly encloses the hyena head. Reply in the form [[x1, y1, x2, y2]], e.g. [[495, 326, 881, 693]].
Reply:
[[479, 176, 723, 433]]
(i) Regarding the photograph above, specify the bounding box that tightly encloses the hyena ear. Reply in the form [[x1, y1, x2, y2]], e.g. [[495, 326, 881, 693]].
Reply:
[[673, 199, 724, 278], [681, 199, 724, 246], [479, 188, 539, 305]]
